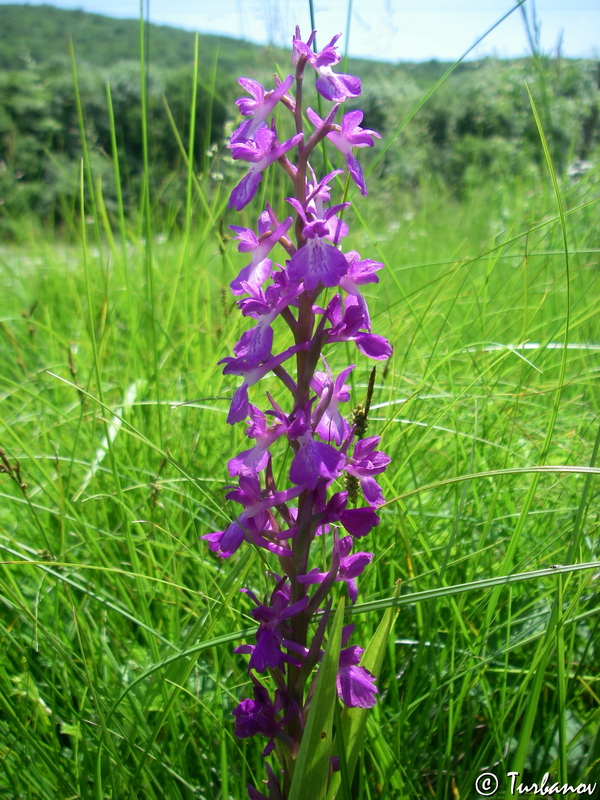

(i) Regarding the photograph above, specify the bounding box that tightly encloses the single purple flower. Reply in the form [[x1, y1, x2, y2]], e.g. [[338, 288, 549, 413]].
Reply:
[[234, 282, 304, 366], [337, 250, 384, 330], [227, 405, 287, 477], [325, 294, 392, 360], [247, 785, 269, 800], [343, 435, 391, 507], [315, 69, 361, 103], [305, 168, 348, 244], [297, 535, 373, 603], [337, 645, 378, 708], [247, 764, 283, 800], [311, 363, 354, 445], [292, 29, 361, 102], [229, 127, 303, 211], [235, 579, 309, 672], [203, 476, 302, 558], [290, 433, 343, 490], [233, 311, 274, 367], [305, 168, 342, 212], [231, 74, 294, 143], [340, 250, 382, 293], [287, 409, 344, 489], [319, 491, 380, 537], [291, 26, 317, 66], [229, 215, 293, 295], [339, 505, 380, 537], [219, 341, 309, 424], [286, 200, 349, 291], [307, 108, 380, 195], [233, 684, 281, 754]]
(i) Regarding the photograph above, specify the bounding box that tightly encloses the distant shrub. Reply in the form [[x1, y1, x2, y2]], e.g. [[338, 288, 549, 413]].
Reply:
[[0, 58, 227, 233], [0, 3, 598, 233], [368, 57, 600, 194]]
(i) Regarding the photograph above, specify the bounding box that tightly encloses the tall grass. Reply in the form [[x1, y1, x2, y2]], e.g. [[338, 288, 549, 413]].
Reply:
[[1, 7, 599, 800]]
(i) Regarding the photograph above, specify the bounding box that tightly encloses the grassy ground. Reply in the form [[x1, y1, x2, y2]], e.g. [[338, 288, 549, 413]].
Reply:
[[1, 43, 599, 800]]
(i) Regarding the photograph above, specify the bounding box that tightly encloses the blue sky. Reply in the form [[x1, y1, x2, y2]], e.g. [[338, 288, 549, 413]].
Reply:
[[2, 0, 598, 61]]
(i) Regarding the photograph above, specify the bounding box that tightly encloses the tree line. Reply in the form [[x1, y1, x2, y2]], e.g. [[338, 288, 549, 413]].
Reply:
[[1, 5, 598, 235]]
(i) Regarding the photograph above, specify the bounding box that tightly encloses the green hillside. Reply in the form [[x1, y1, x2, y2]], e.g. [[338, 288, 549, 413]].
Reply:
[[0, 3, 278, 72], [0, 3, 598, 236]]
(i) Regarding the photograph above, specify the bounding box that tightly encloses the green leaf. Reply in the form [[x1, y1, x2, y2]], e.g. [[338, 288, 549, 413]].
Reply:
[[289, 599, 345, 800], [59, 722, 81, 739], [328, 582, 402, 800]]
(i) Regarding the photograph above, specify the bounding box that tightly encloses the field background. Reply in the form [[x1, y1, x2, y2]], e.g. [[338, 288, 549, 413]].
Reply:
[[0, 3, 599, 799]]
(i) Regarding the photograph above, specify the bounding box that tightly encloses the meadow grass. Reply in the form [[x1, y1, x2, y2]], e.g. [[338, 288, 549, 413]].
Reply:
[[1, 19, 599, 800]]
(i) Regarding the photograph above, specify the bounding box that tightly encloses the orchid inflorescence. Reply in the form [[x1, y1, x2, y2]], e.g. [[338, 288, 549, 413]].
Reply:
[[204, 27, 392, 799]]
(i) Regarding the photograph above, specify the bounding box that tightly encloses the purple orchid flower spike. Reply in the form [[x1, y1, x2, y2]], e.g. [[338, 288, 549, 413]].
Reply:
[[307, 108, 381, 195], [229, 214, 293, 295], [229, 127, 303, 211], [231, 74, 295, 144], [205, 29, 393, 798]]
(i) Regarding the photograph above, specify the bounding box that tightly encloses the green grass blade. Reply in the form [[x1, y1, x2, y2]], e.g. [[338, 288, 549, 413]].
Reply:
[[507, 84, 575, 784], [328, 581, 402, 799], [289, 599, 345, 800]]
